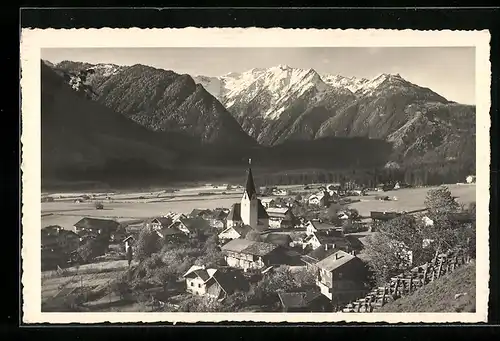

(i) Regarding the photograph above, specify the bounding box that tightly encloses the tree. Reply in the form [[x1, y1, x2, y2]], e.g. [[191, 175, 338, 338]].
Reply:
[[134, 227, 161, 262], [295, 194, 303, 202], [424, 186, 460, 214], [245, 230, 262, 242], [77, 240, 96, 263], [363, 215, 431, 284]]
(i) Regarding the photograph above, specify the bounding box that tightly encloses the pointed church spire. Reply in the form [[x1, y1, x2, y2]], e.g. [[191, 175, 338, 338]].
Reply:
[[245, 159, 257, 199]]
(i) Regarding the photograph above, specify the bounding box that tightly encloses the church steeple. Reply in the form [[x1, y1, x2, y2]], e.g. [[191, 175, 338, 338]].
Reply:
[[244, 158, 257, 199]]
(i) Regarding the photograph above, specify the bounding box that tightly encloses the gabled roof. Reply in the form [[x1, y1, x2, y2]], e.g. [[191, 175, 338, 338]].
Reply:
[[190, 208, 211, 217], [233, 225, 253, 238], [278, 289, 323, 309], [74, 217, 119, 231], [227, 203, 241, 221], [257, 200, 269, 219], [316, 234, 350, 248], [316, 250, 356, 272], [150, 216, 173, 226], [221, 239, 278, 256], [173, 217, 210, 233], [301, 246, 339, 265]]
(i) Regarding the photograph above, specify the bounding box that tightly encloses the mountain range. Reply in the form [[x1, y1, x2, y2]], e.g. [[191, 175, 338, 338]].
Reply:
[[41, 59, 475, 187], [194, 65, 475, 164]]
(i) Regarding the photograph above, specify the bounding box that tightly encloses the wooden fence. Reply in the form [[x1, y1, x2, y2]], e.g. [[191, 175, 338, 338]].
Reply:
[[341, 249, 472, 313]]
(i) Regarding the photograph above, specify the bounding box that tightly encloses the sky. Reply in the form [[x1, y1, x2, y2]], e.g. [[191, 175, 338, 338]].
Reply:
[[42, 47, 476, 105]]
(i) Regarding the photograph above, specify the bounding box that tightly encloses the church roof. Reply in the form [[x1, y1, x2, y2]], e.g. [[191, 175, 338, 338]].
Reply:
[[245, 167, 257, 199], [227, 203, 241, 221], [257, 200, 269, 219]]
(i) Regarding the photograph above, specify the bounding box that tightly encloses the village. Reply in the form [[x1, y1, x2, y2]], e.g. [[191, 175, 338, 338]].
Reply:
[[40, 165, 477, 313]]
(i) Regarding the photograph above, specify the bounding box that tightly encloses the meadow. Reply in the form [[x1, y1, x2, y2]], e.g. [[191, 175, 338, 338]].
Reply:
[[41, 183, 476, 230]]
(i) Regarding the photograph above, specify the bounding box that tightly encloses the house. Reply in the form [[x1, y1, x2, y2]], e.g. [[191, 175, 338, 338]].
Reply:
[[466, 175, 476, 184], [123, 235, 134, 251], [189, 208, 212, 219], [226, 164, 269, 231], [370, 211, 401, 223], [146, 217, 173, 231], [182, 265, 249, 299], [305, 221, 337, 235], [315, 250, 369, 303], [73, 217, 120, 236], [272, 188, 289, 196], [218, 225, 254, 243], [221, 239, 282, 271], [266, 207, 295, 229], [277, 289, 331, 312], [41, 225, 80, 254], [261, 198, 276, 209], [301, 246, 340, 270], [308, 191, 329, 207], [163, 212, 187, 221], [156, 225, 187, 242], [288, 231, 309, 248], [167, 217, 211, 237]]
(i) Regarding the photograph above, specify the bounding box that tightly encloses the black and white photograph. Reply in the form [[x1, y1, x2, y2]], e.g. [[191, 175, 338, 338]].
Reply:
[[20, 28, 490, 323]]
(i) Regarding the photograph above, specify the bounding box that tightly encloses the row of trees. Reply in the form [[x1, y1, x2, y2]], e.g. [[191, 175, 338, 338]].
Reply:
[[363, 186, 476, 285], [254, 161, 474, 189]]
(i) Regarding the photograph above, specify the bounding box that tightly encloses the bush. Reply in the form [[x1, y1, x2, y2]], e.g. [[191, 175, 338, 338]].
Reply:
[[134, 227, 161, 262], [94, 201, 104, 209]]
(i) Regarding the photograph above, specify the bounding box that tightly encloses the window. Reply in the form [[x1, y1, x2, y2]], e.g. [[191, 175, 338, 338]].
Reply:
[[190, 282, 194, 287], [198, 283, 201, 288], [338, 272, 343, 279]]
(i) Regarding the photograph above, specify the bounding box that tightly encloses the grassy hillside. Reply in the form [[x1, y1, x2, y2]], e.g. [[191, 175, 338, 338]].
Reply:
[[378, 260, 476, 313]]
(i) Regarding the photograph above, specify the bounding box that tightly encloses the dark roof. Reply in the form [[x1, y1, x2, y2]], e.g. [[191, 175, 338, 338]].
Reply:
[[301, 246, 339, 264], [221, 239, 278, 256], [370, 211, 401, 220], [74, 217, 119, 231], [262, 233, 293, 247], [228, 201, 268, 221], [150, 217, 172, 226], [257, 200, 269, 219], [278, 289, 323, 309], [190, 209, 211, 217], [316, 235, 350, 248], [227, 203, 241, 221], [232, 225, 253, 238], [176, 217, 210, 233], [212, 209, 228, 220], [244, 167, 257, 199]]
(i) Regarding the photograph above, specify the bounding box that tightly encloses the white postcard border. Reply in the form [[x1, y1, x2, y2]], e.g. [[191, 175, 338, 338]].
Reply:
[[20, 28, 491, 324]]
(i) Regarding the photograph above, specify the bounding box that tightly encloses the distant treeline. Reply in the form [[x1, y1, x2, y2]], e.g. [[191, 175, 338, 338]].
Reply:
[[253, 159, 475, 188]]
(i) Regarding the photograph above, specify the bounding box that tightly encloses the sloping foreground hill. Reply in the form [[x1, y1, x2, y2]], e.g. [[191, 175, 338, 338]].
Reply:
[[378, 260, 476, 313], [41, 61, 201, 186]]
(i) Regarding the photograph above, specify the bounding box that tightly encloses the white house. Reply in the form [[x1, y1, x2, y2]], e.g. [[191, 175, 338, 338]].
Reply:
[[261, 198, 276, 209], [466, 175, 476, 184], [308, 191, 329, 207], [266, 207, 295, 229], [218, 225, 253, 243]]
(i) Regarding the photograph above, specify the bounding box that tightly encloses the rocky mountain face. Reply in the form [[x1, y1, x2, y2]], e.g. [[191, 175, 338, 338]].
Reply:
[[50, 61, 256, 146], [195, 67, 475, 165], [41, 61, 202, 185]]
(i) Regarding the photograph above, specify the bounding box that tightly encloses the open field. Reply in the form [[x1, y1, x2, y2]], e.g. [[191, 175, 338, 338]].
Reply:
[[41, 183, 476, 230], [350, 184, 476, 217]]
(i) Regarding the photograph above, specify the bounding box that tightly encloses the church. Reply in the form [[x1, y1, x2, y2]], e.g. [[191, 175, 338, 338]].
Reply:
[[226, 161, 269, 232]]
